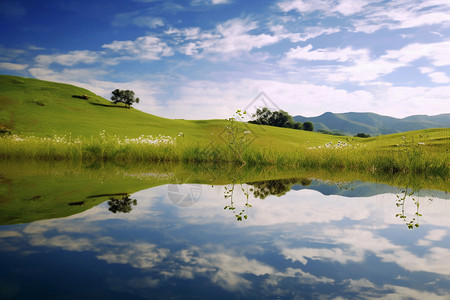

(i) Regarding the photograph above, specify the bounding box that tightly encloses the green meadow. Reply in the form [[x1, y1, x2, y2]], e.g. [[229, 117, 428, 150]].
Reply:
[[0, 75, 449, 177]]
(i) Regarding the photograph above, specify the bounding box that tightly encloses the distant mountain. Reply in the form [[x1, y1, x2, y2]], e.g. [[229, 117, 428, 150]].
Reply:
[[293, 112, 450, 136]]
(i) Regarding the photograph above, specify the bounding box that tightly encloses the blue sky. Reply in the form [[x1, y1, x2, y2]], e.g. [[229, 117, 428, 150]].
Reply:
[[1, 0, 450, 119]]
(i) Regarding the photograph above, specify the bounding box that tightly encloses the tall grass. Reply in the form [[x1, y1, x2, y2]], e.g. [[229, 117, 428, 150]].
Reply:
[[0, 131, 448, 177]]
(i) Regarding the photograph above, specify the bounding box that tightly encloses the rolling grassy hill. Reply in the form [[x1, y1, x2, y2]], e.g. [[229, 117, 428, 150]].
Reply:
[[294, 112, 450, 136], [0, 75, 448, 176], [0, 75, 345, 148], [0, 75, 216, 141]]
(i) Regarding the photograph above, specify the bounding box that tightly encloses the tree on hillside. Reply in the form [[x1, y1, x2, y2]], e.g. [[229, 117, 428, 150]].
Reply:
[[251, 107, 272, 125], [302, 121, 314, 131], [355, 133, 371, 138], [250, 107, 302, 130], [111, 89, 140, 108]]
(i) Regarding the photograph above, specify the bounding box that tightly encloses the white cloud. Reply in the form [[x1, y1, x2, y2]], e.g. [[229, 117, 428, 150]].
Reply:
[[278, 0, 373, 15], [428, 72, 450, 84], [283, 41, 450, 85], [191, 0, 231, 5], [112, 11, 164, 28], [28, 67, 107, 83], [382, 41, 450, 67], [278, 0, 331, 14], [102, 36, 174, 61], [35, 50, 101, 67], [162, 78, 378, 119], [0, 62, 28, 70], [334, 0, 372, 16], [270, 25, 340, 43], [285, 44, 369, 62], [168, 18, 280, 59], [352, 0, 450, 33], [279, 0, 450, 33]]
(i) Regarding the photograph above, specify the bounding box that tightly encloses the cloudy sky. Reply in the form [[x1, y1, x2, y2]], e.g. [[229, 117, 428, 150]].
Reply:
[[1, 0, 450, 119]]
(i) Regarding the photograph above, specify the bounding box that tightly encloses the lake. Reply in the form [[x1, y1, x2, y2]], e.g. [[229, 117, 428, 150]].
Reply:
[[0, 161, 449, 299]]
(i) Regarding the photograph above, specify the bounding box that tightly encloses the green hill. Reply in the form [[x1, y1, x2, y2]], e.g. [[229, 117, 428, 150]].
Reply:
[[0, 75, 448, 176], [0, 75, 342, 148], [0, 75, 218, 141]]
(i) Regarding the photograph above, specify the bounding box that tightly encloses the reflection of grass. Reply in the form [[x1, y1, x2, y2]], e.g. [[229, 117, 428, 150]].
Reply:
[[1, 128, 448, 177], [0, 160, 448, 225]]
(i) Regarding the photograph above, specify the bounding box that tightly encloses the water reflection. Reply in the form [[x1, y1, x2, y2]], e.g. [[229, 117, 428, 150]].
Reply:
[[1, 162, 449, 299], [248, 178, 311, 199], [107, 194, 137, 214], [1, 180, 449, 299]]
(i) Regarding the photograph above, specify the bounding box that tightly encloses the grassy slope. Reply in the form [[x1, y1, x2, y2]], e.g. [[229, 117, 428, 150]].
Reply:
[[0, 75, 448, 168], [0, 75, 213, 140], [0, 75, 348, 147]]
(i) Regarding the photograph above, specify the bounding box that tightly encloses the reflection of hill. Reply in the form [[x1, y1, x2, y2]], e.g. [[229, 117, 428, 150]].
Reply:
[[0, 161, 171, 225], [1, 160, 448, 225], [291, 180, 450, 199]]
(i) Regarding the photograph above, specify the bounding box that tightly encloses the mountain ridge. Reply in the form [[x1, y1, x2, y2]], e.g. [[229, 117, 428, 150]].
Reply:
[[294, 112, 450, 136]]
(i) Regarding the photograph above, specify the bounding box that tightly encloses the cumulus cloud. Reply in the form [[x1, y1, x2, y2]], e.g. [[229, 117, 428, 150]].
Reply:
[[35, 50, 102, 67], [102, 36, 174, 61], [0, 62, 28, 70], [281, 41, 450, 86], [167, 18, 280, 59]]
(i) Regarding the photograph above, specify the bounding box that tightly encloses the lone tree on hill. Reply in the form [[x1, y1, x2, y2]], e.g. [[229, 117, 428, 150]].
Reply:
[[111, 89, 140, 108]]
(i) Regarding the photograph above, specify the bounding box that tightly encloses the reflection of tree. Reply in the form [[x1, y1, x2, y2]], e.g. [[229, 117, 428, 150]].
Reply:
[[248, 178, 312, 200], [222, 177, 312, 221], [107, 194, 137, 214], [395, 189, 422, 229]]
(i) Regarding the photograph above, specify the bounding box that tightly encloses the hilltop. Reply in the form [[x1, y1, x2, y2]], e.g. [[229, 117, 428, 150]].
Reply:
[[0, 75, 338, 148], [0, 75, 217, 141]]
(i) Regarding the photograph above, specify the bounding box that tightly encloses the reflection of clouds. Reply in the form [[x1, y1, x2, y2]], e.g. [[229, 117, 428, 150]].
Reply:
[[2, 183, 450, 297], [282, 247, 365, 265], [267, 267, 334, 285], [425, 229, 447, 241], [206, 252, 273, 291], [417, 229, 447, 246], [98, 243, 170, 269], [0, 230, 22, 238], [376, 285, 450, 300], [282, 227, 450, 276], [29, 235, 96, 252], [343, 278, 450, 300], [164, 248, 274, 291], [383, 247, 450, 275]]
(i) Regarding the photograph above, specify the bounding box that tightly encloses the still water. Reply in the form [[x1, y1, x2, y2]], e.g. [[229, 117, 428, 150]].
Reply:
[[1, 166, 449, 299]]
